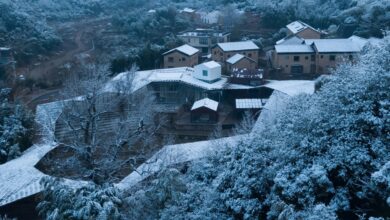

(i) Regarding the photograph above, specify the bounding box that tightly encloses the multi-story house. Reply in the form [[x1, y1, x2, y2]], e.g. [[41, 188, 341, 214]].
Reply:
[[270, 36, 368, 75], [211, 41, 259, 73], [177, 29, 231, 55], [226, 54, 258, 74], [286, 21, 323, 39], [163, 44, 200, 68]]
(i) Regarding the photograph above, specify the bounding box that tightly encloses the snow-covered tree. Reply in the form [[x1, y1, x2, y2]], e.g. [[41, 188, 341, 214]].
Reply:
[[153, 38, 390, 219], [37, 177, 122, 220], [0, 88, 33, 164]]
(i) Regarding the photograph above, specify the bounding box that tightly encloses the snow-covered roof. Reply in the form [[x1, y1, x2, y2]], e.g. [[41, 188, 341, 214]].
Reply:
[[0, 47, 10, 51], [236, 99, 267, 109], [287, 21, 319, 34], [116, 134, 245, 189], [276, 35, 305, 45], [217, 41, 259, 52], [117, 81, 316, 190], [191, 98, 219, 111], [306, 39, 362, 53], [148, 9, 156, 13], [0, 143, 57, 206], [163, 44, 199, 56], [201, 60, 221, 69], [182, 7, 195, 13], [348, 35, 369, 50], [105, 67, 255, 94], [262, 80, 315, 96], [227, 54, 245, 64], [275, 44, 315, 53]]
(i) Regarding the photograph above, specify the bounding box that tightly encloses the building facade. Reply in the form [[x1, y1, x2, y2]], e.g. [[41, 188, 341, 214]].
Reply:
[[226, 54, 257, 73], [163, 44, 200, 68], [177, 29, 231, 55], [271, 36, 366, 75], [286, 21, 322, 39], [211, 41, 259, 73]]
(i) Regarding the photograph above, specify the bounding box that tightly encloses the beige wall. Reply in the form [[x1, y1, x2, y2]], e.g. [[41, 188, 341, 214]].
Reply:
[[272, 51, 356, 74], [163, 51, 199, 68], [273, 53, 315, 74], [227, 58, 257, 72], [296, 28, 321, 39], [211, 47, 259, 67], [315, 53, 354, 74]]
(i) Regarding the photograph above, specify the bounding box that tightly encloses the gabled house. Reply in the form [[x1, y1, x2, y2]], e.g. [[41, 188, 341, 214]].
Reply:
[[191, 98, 219, 123], [163, 44, 200, 68], [270, 36, 368, 76], [226, 54, 257, 73], [286, 21, 322, 39], [211, 41, 259, 72], [177, 29, 231, 55]]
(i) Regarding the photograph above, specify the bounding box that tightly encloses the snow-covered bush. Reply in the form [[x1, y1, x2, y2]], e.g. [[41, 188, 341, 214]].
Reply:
[[37, 177, 122, 220]]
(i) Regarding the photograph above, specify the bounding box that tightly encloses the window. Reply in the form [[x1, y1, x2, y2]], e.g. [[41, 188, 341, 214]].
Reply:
[[291, 65, 303, 74], [200, 38, 208, 45], [305, 56, 308, 60], [227, 55, 231, 58], [188, 39, 191, 43], [214, 51, 217, 55], [294, 56, 300, 62], [329, 55, 336, 61], [202, 70, 208, 76], [248, 53, 252, 58], [220, 52, 223, 56], [311, 55, 316, 61], [320, 55, 324, 59], [182, 57, 186, 62], [168, 57, 174, 62], [349, 55, 353, 61]]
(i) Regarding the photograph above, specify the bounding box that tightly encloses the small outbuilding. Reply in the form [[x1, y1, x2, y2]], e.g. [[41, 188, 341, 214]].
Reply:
[[191, 98, 219, 123], [193, 61, 221, 83]]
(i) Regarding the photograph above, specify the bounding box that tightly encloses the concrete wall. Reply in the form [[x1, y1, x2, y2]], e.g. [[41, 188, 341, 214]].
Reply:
[[163, 51, 199, 68]]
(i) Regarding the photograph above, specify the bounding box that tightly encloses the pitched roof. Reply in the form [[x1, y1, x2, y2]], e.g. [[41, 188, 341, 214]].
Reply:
[[275, 44, 315, 53], [191, 98, 219, 111], [236, 99, 268, 109], [286, 21, 319, 34], [227, 54, 245, 64], [217, 41, 259, 52], [306, 39, 362, 53], [276, 35, 305, 45], [163, 44, 199, 56], [200, 60, 221, 69], [227, 54, 256, 64]]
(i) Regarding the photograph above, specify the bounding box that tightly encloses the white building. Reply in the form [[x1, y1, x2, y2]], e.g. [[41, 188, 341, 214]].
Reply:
[[193, 61, 222, 83]]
